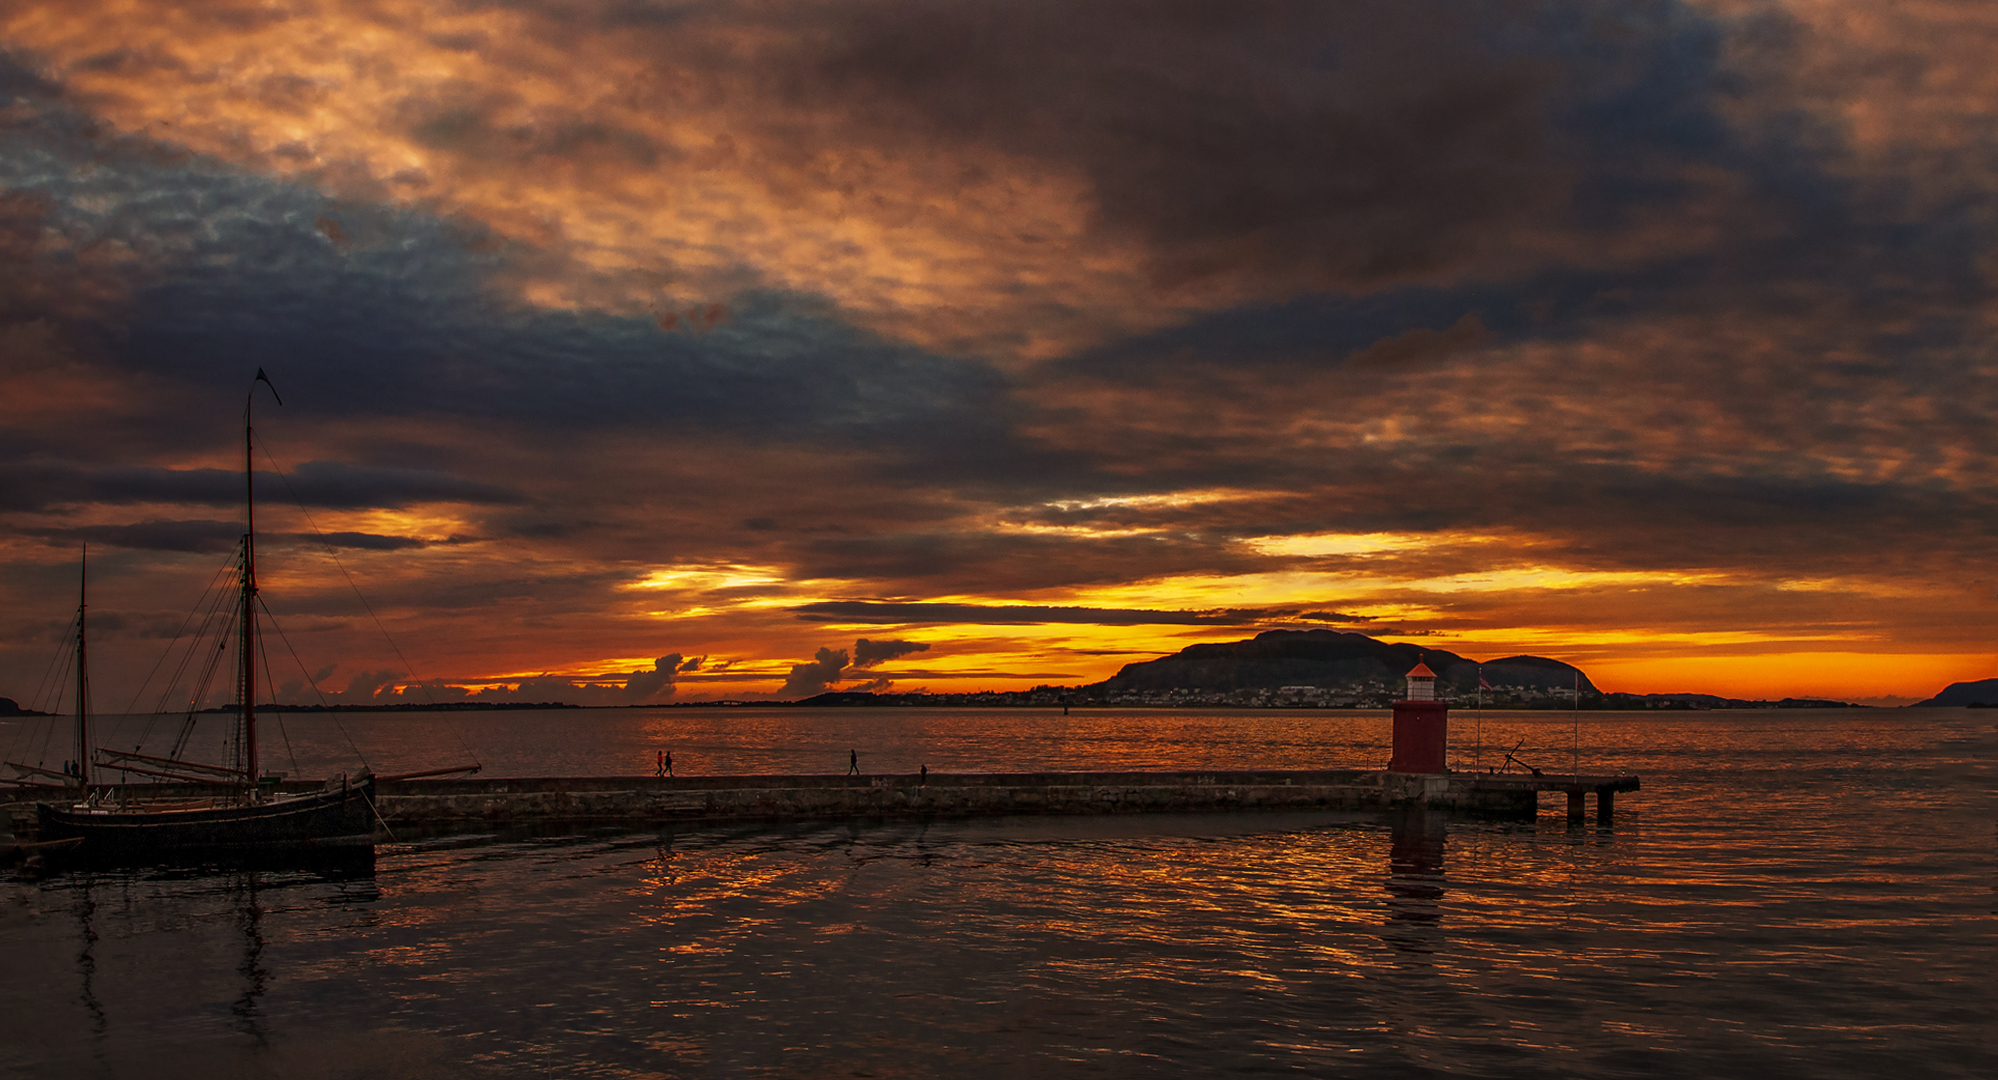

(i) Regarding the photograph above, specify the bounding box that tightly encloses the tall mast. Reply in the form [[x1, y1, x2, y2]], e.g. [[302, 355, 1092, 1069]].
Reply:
[[242, 384, 258, 792], [242, 370, 280, 796], [75, 545, 90, 788]]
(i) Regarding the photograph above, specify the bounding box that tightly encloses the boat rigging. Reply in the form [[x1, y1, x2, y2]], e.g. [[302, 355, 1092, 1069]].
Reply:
[[28, 371, 377, 859]]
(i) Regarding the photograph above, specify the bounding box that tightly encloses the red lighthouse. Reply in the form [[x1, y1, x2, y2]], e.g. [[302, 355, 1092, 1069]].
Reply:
[[1388, 660, 1449, 773]]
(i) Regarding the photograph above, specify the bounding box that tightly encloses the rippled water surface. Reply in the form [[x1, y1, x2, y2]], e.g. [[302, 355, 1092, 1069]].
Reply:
[[3, 708, 1990, 1078]]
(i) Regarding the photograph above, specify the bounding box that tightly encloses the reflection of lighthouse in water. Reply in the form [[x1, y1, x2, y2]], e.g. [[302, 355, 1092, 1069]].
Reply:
[[1381, 809, 1448, 954], [1382, 657, 1452, 952]]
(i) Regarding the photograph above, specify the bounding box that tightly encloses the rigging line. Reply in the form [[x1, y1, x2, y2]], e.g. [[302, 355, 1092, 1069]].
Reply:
[[256, 434, 480, 767], [4, 614, 71, 767], [169, 617, 235, 761], [133, 553, 241, 750], [139, 552, 237, 740], [29, 645, 75, 769], [28, 608, 79, 715], [148, 580, 238, 754], [253, 612, 299, 779], [122, 551, 240, 716], [258, 595, 371, 771]]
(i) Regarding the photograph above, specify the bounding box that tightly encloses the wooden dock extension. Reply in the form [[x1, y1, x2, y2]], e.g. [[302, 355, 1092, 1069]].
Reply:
[[1425, 771, 1641, 822]]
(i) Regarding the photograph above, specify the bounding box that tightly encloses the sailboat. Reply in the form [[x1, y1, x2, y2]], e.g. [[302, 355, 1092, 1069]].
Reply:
[[34, 373, 375, 859]]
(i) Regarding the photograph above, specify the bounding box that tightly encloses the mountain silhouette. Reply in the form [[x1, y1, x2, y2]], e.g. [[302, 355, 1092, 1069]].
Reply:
[[1911, 677, 1998, 707], [1091, 629, 1597, 695]]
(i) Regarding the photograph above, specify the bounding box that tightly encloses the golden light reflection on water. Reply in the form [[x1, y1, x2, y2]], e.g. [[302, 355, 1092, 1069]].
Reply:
[[11, 706, 1988, 1078]]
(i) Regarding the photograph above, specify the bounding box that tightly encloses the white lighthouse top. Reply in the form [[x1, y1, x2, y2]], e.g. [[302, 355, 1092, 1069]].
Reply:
[[1405, 661, 1437, 701]]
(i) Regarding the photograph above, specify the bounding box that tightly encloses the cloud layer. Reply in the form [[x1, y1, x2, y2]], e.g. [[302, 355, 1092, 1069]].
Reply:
[[1, 1, 1994, 705]]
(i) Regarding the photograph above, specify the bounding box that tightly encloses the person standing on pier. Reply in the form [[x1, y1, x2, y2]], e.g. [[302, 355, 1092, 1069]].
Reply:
[[920, 764, 927, 785], [655, 750, 665, 777], [848, 749, 859, 775], [665, 751, 673, 777]]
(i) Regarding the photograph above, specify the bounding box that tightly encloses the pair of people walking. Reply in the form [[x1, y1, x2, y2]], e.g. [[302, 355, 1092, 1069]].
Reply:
[[655, 750, 673, 777]]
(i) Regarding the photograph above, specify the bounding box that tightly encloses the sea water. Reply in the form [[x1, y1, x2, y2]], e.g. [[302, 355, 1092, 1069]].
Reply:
[[1, 708, 1989, 1078]]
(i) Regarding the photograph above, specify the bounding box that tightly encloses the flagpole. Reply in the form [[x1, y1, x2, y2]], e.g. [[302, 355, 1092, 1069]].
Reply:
[[1475, 664, 1483, 772], [1573, 669, 1581, 778]]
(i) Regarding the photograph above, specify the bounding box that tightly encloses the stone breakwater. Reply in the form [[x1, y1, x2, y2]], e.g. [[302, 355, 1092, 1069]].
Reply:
[[4, 771, 1638, 842], [369, 770, 1638, 828]]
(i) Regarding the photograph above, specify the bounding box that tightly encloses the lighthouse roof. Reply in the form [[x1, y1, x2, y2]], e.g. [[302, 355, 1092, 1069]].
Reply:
[[1406, 662, 1436, 678]]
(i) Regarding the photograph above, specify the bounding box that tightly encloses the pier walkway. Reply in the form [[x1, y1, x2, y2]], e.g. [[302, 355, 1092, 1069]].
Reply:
[[373, 768, 1637, 828]]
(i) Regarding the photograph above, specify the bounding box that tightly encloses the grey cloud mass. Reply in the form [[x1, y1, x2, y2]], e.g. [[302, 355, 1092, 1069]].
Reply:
[[852, 638, 930, 667], [780, 648, 850, 698], [0, 2, 1994, 703]]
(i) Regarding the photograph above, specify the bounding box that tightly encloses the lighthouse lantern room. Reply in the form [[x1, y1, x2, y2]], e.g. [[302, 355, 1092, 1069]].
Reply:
[[1405, 661, 1437, 701]]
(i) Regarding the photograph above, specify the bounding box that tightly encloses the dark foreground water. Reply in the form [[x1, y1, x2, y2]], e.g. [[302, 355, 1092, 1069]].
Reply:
[[3, 708, 1991, 1078]]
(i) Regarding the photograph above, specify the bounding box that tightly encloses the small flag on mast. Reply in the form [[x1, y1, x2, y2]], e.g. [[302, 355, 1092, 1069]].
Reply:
[[254, 368, 282, 405]]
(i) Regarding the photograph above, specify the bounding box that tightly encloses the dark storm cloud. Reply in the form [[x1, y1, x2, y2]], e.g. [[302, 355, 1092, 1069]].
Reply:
[[19, 520, 437, 553], [301, 531, 435, 551], [622, 653, 684, 702], [0, 460, 519, 514], [19, 518, 239, 553], [779, 647, 849, 698], [340, 668, 402, 701], [36, 177, 1022, 464], [0, 0, 1863, 507], [277, 462, 520, 510], [851, 638, 928, 667], [757, 0, 1563, 292], [0, 70, 1022, 467]]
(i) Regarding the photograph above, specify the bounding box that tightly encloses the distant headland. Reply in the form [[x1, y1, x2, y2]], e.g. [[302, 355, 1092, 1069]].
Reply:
[[1910, 678, 1998, 708], [793, 629, 1877, 709]]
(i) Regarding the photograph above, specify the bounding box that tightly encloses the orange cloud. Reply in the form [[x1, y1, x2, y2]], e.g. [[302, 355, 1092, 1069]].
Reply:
[[0, 0, 1803, 358]]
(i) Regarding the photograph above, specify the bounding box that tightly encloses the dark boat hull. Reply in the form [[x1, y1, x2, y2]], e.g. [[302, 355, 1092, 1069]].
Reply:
[[37, 778, 375, 858]]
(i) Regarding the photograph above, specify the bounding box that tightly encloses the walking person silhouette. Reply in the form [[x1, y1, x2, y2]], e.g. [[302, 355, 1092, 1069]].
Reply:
[[848, 749, 859, 775]]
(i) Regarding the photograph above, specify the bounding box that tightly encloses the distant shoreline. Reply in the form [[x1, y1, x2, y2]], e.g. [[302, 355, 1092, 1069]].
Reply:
[[13, 696, 1966, 716], [193, 701, 585, 714], [191, 695, 1880, 712]]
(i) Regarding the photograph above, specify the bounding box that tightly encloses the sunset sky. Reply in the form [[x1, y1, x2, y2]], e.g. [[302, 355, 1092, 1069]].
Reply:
[[2, 0, 1993, 708]]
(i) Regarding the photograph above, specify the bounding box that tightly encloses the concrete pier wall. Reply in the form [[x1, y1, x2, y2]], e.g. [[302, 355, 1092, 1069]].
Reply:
[[370, 769, 1633, 827]]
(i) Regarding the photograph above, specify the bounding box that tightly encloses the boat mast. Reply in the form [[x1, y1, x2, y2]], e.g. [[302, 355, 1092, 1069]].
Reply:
[[241, 369, 281, 797], [74, 545, 90, 788]]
